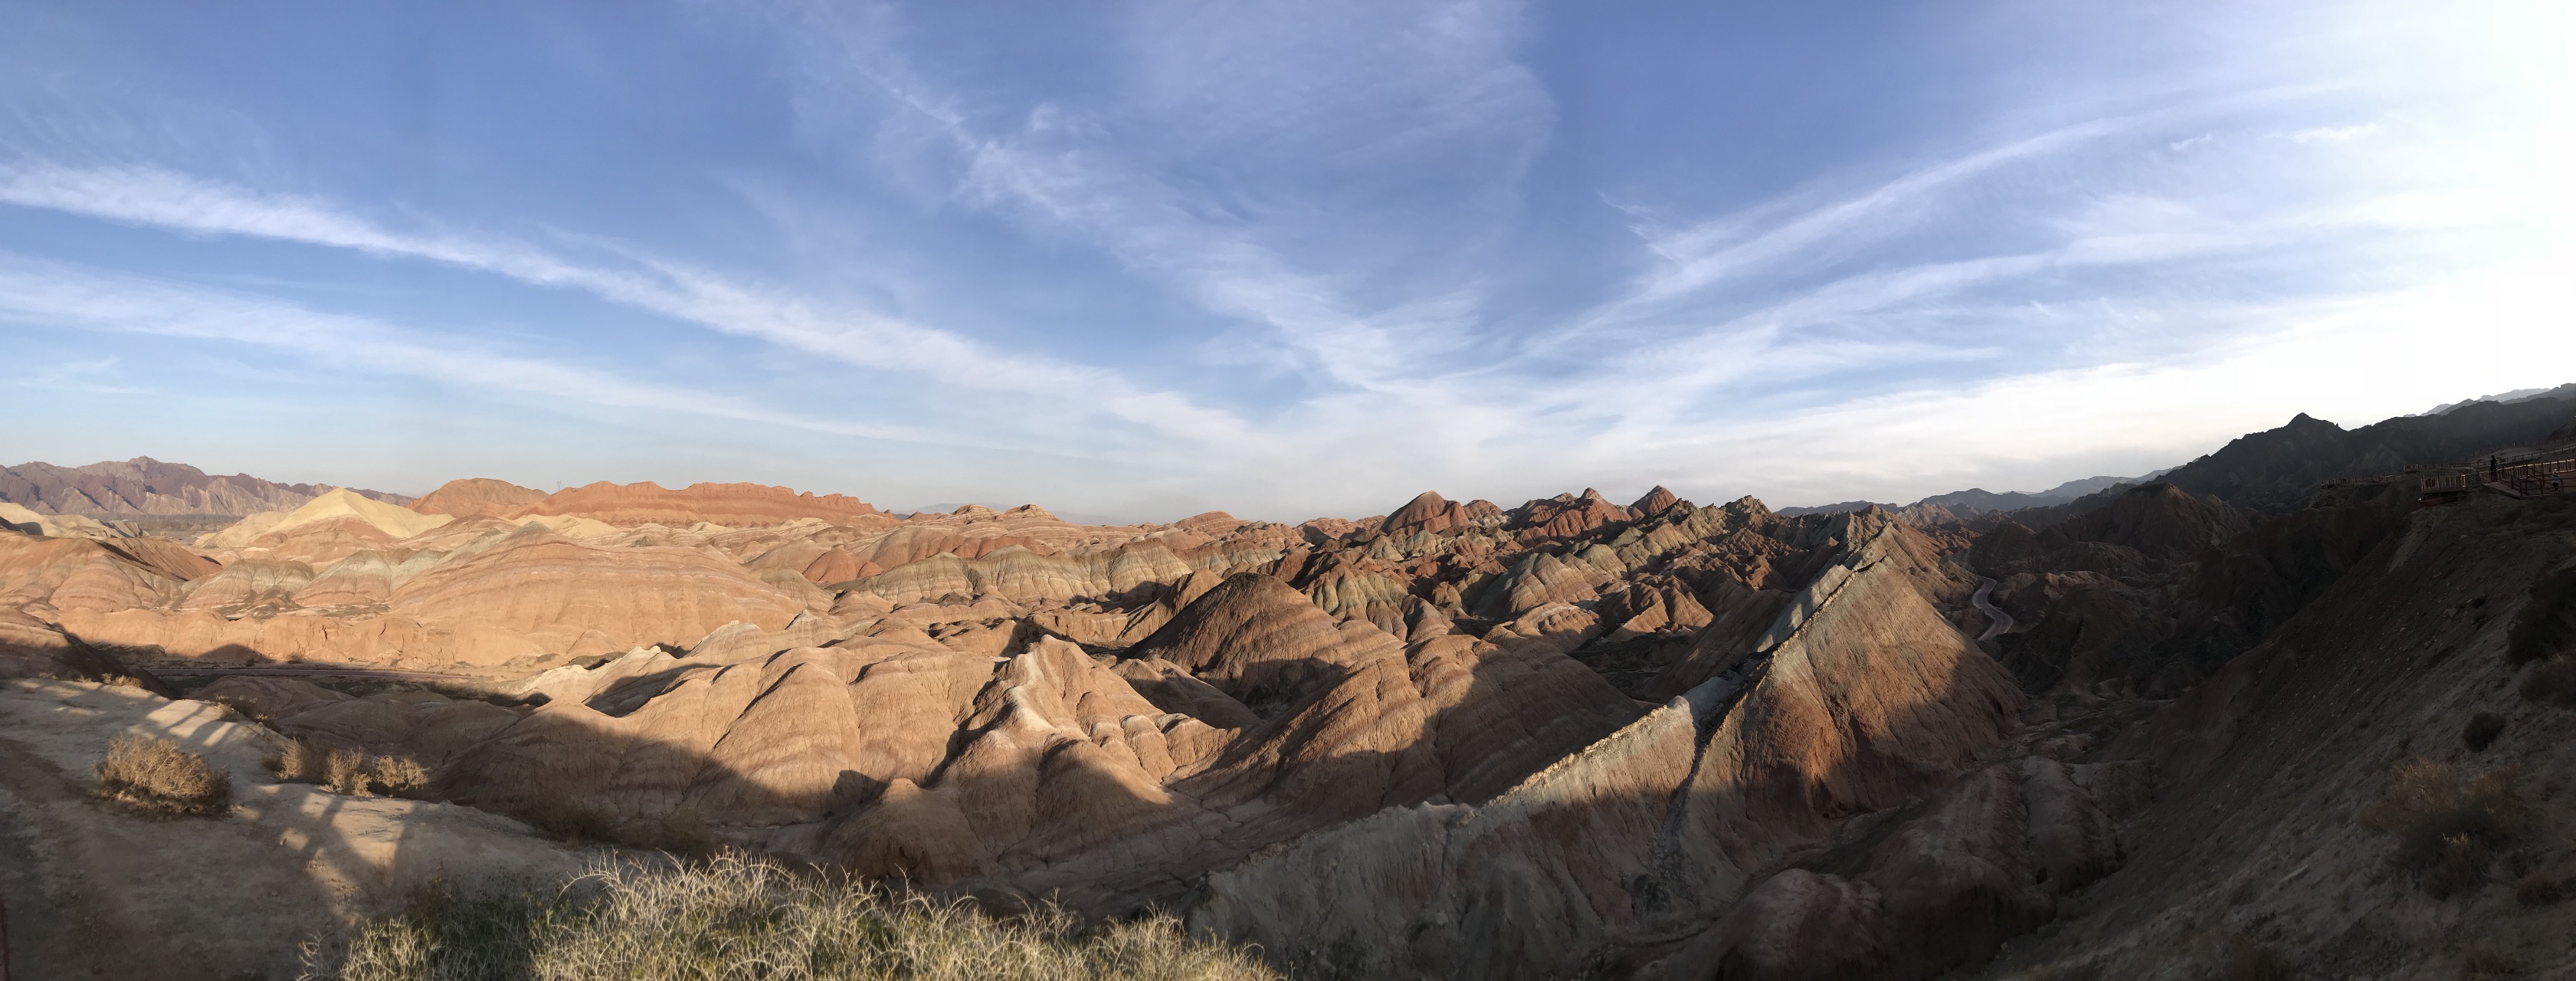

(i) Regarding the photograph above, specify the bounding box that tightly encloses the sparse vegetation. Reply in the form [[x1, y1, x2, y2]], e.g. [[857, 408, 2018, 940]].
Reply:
[[2358, 759, 2532, 897], [302, 853, 1280, 981], [93, 735, 232, 818], [2514, 874, 2573, 907], [2461, 711, 2506, 751], [328, 748, 374, 795], [273, 737, 326, 783], [2519, 655, 2576, 707], [2462, 943, 2523, 976], [2219, 934, 2292, 981], [270, 738, 435, 798], [2506, 567, 2576, 667]]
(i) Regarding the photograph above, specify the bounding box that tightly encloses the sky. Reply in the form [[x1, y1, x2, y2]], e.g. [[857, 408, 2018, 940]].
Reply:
[[1, 1, 2571, 522]]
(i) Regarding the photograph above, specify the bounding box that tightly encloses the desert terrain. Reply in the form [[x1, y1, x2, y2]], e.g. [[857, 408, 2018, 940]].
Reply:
[[3, 391, 2573, 979]]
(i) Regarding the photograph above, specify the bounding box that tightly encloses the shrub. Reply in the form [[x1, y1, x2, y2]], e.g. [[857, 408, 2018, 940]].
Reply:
[[2515, 874, 2574, 907], [271, 742, 435, 799], [2507, 568, 2576, 666], [2521, 656, 2576, 707], [327, 749, 375, 796], [93, 735, 231, 818], [2358, 759, 2532, 897], [2219, 934, 2292, 981], [2463, 943, 2522, 976], [271, 737, 326, 783], [2461, 711, 2507, 751], [303, 854, 1280, 981], [371, 756, 432, 798]]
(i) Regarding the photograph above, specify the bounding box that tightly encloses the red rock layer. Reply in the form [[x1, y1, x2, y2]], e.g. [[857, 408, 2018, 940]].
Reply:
[[509, 481, 896, 528], [410, 477, 548, 518]]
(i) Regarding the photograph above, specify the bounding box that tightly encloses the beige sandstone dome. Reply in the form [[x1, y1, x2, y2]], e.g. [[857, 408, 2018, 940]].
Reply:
[[198, 487, 454, 550]]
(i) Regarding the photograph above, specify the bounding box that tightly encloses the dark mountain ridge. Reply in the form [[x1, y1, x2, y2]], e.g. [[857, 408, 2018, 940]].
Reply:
[[0, 456, 411, 517]]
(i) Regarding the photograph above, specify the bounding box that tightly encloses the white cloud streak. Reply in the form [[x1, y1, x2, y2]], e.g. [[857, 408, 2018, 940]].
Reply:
[[0, 162, 1254, 445], [0, 253, 972, 445]]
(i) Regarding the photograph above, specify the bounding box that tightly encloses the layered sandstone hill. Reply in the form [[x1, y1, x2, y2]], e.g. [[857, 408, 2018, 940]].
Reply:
[[506, 480, 898, 527], [408, 477, 548, 518], [9, 412, 2574, 979]]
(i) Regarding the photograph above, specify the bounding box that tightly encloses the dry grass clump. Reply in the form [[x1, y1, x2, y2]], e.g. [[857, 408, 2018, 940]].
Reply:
[[93, 735, 231, 818], [2506, 567, 2576, 667], [2515, 874, 2573, 907], [2519, 656, 2576, 707], [270, 738, 433, 799], [2461, 943, 2523, 976], [304, 853, 1279, 981], [2217, 934, 2292, 981], [2460, 711, 2506, 751], [2358, 759, 2532, 897]]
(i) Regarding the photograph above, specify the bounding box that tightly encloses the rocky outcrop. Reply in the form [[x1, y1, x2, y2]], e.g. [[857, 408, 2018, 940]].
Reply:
[[1189, 520, 2024, 980], [1123, 573, 1403, 718], [1516, 488, 1636, 543], [841, 541, 1208, 607]]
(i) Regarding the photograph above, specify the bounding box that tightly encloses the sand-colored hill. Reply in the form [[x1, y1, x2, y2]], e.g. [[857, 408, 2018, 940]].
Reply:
[[198, 487, 454, 550]]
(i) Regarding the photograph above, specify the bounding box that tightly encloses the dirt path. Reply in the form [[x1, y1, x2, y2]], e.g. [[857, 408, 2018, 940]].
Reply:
[[0, 680, 584, 979]]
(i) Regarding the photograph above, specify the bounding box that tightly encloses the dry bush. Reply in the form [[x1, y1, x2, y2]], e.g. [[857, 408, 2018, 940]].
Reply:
[[327, 749, 375, 796], [372, 756, 431, 798], [271, 737, 327, 783], [2515, 874, 2574, 907], [2520, 655, 2576, 707], [2358, 759, 2532, 897], [2460, 712, 2506, 751], [270, 742, 434, 799], [2219, 934, 2292, 981], [2506, 567, 2576, 667], [303, 853, 1280, 981], [2462, 943, 2522, 976], [93, 735, 231, 818]]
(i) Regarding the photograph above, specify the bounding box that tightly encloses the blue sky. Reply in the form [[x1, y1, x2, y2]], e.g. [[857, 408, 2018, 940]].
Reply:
[[2, 1, 2570, 520]]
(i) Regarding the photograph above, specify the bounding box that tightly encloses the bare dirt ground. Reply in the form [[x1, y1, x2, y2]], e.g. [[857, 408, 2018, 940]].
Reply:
[[0, 680, 581, 979]]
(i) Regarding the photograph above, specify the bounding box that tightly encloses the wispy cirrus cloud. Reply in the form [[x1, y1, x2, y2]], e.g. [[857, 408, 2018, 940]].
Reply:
[[0, 252, 982, 445], [0, 162, 1253, 445]]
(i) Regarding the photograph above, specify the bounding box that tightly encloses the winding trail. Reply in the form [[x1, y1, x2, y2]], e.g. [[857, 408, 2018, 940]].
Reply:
[[1971, 576, 2015, 642]]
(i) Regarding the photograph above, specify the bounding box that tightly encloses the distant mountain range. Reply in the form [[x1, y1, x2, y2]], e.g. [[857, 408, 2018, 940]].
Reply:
[[1778, 471, 2175, 519], [0, 457, 410, 517], [1785, 382, 2576, 520]]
